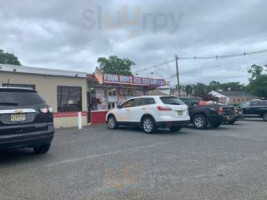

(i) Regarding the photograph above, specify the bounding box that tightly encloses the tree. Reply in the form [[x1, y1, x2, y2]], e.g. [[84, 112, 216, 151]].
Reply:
[[248, 64, 263, 81], [246, 64, 267, 98], [208, 81, 244, 92], [97, 56, 135, 76], [192, 83, 208, 98], [0, 49, 21, 65], [247, 75, 267, 97]]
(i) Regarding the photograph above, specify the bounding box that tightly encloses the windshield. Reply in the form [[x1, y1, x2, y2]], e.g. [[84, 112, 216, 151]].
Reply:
[[0, 91, 45, 106], [160, 97, 185, 105]]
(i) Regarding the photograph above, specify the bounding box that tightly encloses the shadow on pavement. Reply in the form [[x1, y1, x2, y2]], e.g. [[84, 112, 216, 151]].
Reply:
[[115, 126, 192, 135], [0, 148, 47, 166]]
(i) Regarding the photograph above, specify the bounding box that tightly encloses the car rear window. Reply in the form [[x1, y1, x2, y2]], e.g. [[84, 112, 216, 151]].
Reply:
[[160, 97, 185, 105], [0, 90, 45, 106]]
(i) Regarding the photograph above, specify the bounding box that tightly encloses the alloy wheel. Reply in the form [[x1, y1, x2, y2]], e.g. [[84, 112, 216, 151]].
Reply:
[[143, 118, 154, 133], [195, 117, 205, 128], [108, 117, 116, 129]]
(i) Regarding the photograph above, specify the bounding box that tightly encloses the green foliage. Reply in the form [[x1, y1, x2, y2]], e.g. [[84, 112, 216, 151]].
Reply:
[[189, 81, 245, 98], [97, 56, 135, 76], [248, 64, 263, 81], [0, 49, 21, 65], [192, 83, 207, 98], [246, 64, 267, 98], [247, 75, 267, 97]]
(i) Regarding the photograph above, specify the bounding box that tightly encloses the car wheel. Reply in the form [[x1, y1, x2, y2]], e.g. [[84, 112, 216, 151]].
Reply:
[[193, 115, 207, 129], [34, 144, 51, 154], [170, 126, 182, 132], [142, 117, 156, 134], [107, 115, 118, 129], [263, 113, 267, 121]]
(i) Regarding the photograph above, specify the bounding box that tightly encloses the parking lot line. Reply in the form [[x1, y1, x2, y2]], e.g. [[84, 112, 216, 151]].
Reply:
[[46, 141, 170, 167]]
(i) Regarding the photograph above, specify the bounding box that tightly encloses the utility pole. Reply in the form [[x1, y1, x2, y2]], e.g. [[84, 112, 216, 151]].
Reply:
[[175, 55, 180, 97]]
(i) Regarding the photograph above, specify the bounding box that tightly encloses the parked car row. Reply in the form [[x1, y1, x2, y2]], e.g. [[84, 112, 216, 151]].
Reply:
[[1, 88, 266, 153], [106, 95, 240, 133], [106, 96, 267, 134]]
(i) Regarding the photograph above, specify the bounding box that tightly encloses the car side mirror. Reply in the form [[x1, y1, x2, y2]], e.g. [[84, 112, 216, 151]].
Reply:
[[117, 105, 122, 109]]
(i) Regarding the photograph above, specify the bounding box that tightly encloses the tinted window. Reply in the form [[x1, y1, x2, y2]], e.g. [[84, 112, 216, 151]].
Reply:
[[240, 102, 251, 108], [251, 101, 260, 107], [179, 98, 190, 105], [121, 98, 155, 108], [135, 98, 155, 106], [260, 101, 267, 106], [121, 99, 136, 108], [0, 90, 44, 106], [57, 86, 82, 112], [160, 97, 185, 105], [255, 101, 267, 106], [143, 98, 155, 105]]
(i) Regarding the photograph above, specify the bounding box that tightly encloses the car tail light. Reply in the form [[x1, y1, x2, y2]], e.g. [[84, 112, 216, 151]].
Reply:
[[218, 107, 223, 115], [40, 107, 53, 114], [157, 106, 172, 111]]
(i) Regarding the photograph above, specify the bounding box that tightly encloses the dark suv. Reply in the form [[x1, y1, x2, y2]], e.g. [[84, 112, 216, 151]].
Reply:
[[239, 100, 267, 121], [0, 87, 54, 154]]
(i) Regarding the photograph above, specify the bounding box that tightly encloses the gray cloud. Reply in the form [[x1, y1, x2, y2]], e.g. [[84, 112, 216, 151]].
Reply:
[[0, 0, 267, 85]]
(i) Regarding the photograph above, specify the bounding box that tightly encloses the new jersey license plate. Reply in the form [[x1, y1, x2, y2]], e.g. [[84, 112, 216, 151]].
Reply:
[[10, 114, 26, 122]]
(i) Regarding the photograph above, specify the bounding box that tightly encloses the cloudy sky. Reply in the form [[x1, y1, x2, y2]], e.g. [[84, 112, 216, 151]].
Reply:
[[1, 0, 267, 86]]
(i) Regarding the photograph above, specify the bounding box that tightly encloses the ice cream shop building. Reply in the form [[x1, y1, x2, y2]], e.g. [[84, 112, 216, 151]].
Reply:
[[87, 68, 167, 124]]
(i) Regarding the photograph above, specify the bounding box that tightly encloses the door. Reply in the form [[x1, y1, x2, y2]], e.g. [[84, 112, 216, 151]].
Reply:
[[241, 102, 251, 115], [116, 99, 136, 122]]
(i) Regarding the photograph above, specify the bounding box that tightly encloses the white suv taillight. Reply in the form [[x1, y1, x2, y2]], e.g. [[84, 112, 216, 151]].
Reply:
[[40, 107, 53, 114], [157, 106, 172, 111]]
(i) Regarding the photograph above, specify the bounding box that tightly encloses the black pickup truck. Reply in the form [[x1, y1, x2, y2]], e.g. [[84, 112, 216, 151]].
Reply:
[[238, 100, 267, 121], [179, 97, 236, 129]]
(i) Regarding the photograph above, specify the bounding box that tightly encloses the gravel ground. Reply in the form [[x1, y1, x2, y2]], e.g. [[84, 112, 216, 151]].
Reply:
[[0, 119, 267, 200]]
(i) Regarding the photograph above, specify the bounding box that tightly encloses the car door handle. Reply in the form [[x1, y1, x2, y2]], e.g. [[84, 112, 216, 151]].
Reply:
[[126, 109, 130, 111]]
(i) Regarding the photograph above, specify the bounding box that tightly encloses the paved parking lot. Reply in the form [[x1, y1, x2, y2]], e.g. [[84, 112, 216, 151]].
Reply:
[[0, 120, 267, 200]]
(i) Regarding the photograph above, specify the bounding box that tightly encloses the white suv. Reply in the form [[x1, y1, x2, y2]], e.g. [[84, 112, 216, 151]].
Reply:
[[106, 96, 190, 134]]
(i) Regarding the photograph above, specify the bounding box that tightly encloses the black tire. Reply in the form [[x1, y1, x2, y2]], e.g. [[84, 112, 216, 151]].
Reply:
[[228, 119, 237, 125], [263, 113, 267, 121], [107, 115, 118, 129], [142, 116, 156, 134], [170, 126, 182, 132], [211, 122, 222, 128], [193, 114, 207, 129], [33, 144, 51, 154]]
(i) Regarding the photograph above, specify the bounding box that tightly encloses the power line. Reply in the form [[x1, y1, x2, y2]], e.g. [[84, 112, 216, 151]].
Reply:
[[166, 72, 249, 79], [136, 59, 175, 74], [135, 48, 267, 74]]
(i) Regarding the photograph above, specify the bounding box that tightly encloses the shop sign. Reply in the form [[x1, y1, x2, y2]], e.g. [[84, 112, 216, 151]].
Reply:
[[103, 73, 166, 86]]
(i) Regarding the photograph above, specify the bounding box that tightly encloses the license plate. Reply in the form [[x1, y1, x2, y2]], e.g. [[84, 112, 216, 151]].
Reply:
[[177, 111, 183, 116], [10, 114, 26, 122]]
